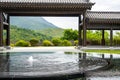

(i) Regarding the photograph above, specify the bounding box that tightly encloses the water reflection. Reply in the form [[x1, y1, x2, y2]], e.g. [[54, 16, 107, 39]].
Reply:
[[70, 77, 87, 80], [84, 53, 120, 80], [0, 52, 119, 80], [0, 52, 10, 72], [0, 52, 79, 73], [72, 52, 120, 80]]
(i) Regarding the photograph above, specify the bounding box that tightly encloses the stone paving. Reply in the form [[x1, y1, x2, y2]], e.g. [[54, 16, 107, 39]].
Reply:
[[80, 46, 120, 50], [1, 46, 120, 52], [1, 47, 83, 52]]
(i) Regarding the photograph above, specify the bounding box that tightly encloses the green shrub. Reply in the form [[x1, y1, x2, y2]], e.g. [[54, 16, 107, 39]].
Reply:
[[61, 40, 72, 46], [52, 38, 62, 46], [42, 40, 53, 46], [29, 38, 39, 46], [15, 40, 30, 47], [74, 40, 78, 46], [10, 44, 15, 47]]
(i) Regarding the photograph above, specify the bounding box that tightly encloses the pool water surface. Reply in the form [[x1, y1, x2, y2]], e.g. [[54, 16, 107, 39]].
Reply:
[[0, 52, 108, 79]]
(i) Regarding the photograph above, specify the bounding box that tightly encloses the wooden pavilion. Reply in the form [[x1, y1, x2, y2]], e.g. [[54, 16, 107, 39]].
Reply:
[[85, 11, 120, 46], [0, 0, 94, 48]]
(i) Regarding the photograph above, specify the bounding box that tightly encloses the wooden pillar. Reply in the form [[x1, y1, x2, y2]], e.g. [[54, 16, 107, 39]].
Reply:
[[78, 52, 82, 59], [83, 12, 87, 46], [101, 30, 105, 45], [110, 28, 113, 46], [0, 11, 3, 46], [78, 15, 82, 46], [110, 54, 113, 60], [83, 53, 86, 59], [6, 15, 10, 46], [102, 54, 104, 59]]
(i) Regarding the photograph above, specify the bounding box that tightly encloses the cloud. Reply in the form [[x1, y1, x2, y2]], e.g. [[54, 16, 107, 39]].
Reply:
[[43, 17, 78, 29], [91, 0, 120, 11]]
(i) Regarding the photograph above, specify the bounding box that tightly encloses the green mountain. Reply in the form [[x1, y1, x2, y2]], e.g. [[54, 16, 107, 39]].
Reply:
[[10, 17, 59, 30], [36, 28, 64, 38], [10, 17, 64, 37], [9, 25, 52, 43]]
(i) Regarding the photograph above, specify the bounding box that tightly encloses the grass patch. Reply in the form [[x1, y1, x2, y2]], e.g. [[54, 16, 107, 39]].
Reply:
[[84, 49, 120, 54]]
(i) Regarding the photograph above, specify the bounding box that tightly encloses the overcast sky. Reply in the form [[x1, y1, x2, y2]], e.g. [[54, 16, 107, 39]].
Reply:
[[91, 0, 120, 11], [43, 0, 120, 30]]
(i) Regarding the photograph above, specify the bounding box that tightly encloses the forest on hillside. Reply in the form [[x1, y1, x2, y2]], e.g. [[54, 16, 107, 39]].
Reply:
[[3, 25, 120, 47], [3, 25, 52, 43]]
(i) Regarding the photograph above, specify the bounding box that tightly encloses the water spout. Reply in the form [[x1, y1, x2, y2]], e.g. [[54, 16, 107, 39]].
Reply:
[[28, 56, 38, 62], [28, 56, 34, 62], [27, 56, 37, 67]]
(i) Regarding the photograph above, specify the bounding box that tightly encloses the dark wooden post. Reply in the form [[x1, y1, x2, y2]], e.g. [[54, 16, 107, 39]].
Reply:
[[0, 11, 3, 46], [102, 54, 104, 59], [83, 53, 86, 59], [101, 30, 105, 45], [83, 12, 87, 46], [110, 54, 113, 60], [79, 52, 82, 59], [78, 15, 82, 46], [110, 28, 113, 46], [6, 14, 10, 46]]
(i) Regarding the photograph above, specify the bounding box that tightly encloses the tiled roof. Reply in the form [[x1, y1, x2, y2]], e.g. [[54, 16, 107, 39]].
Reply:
[[87, 11, 120, 19], [0, 0, 94, 11], [86, 11, 120, 24], [0, 0, 91, 3]]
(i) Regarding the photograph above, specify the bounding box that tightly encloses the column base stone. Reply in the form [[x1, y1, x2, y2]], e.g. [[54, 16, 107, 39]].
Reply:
[[0, 47, 6, 51], [5, 46, 11, 49]]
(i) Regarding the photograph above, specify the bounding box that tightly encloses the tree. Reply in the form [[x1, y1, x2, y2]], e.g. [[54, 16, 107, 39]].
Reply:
[[87, 30, 109, 45], [29, 38, 39, 46], [61, 40, 72, 46], [52, 38, 62, 46], [15, 40, 30, 47], [42, 40, 53, 46], [113, 32, 120, 45], [62, 29, 78, 40]]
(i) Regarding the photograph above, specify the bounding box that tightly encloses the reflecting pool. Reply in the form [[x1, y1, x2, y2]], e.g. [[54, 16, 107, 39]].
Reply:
[[0, 52, 107, 79], [86, 52, 120, 80]]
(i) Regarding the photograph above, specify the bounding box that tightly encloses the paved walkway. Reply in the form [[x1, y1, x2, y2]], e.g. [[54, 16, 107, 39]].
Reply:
[[79, 46, 120, 50], [2, 47, 83, 52], [1, 46, 120, 52]]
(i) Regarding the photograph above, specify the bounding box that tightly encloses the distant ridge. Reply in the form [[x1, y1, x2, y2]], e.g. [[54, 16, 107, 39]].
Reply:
[[10, 17, 64, 37], [10, 17, 60, 30]]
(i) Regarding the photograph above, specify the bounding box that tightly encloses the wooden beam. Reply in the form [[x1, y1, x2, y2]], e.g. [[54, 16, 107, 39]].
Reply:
[[0, 11, 3, 46], [87, 23, 120, 30], [7, 11, 84, 16]]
